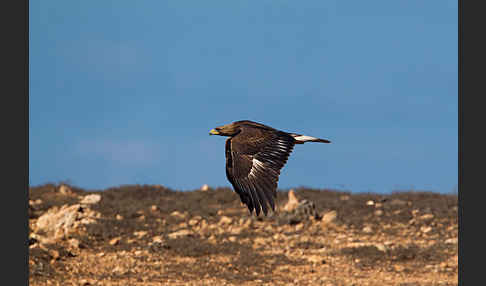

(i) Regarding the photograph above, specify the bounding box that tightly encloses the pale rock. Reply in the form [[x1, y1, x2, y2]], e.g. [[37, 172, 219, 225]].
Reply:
[[79, 194, 101, 206], [230, 227, 243, 235], [48, 249, 60, 260], [374, 210, 383, 216], [390, 199, 407, 206], [253, 237, 266, 246], [109, 237, 121, 246], [215, 227, 225, 235], [447, 225, 456, 232], [273, 233, 283, 241], [374, 243, 387, 252], [150, 205, 160, 212], [30, 199, 43, 206], [306, 255, 326, 264], [134, 231, 148, 238], [420, 226, 432, 233], [283, 189, 299, 212], [200, 184, 210, 191], [189, 216, 202, 226], [29, 243, 42, 251], [295, 223, 304, 232], [152, 236, 164, 244], [54, 228, 65, 239], [228, 236, 237, 242], [218, 216, 233, 225], [30, 233, 56, 245], [278, 265, 290, 271], [36, 204, 99, 239], [419, 214, 434, 220], [299, 236, 310, 244], [168, 229, 192, 239], [366, 200, 374, 206], [264, 225, 273, 232], [346, 242, 369, 248], [200, 219, 208, 228], [394, 265, 405, 272], [244, 219, 253, 228], [170, 211, 187, 220], [58, 184, 73, 195], [188, 219, 199, 226], [362, 226, 373, 233], [116, 214, 124, 220], [445, 237, 458, 244], [321, 210, 337, 224], [79, 279, 94, 286], [112, 266, 127, 274], [68, 238, 81, 249], [207, 235, 217, 243], [280, 198, 320, 225]]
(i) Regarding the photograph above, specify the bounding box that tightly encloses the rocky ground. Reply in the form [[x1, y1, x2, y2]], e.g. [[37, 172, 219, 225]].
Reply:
[[29, 184, 458, 286]]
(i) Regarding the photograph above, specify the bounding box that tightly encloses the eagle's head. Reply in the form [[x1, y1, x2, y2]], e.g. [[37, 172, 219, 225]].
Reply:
[[209, 122, 241, 137]]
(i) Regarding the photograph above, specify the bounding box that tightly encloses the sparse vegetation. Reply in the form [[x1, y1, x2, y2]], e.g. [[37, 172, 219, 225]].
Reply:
[[29, 184, 458, 285]]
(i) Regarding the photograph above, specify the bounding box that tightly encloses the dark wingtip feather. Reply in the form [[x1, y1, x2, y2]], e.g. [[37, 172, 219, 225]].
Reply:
[[254, 186, 269, 216], [250, 188, 261, 216], [261, 203, 268, 216], [246, 183, 261, 216], [247, 200, 254, 214], [268, 197, 276, 212], [247, 204, 253, 215]]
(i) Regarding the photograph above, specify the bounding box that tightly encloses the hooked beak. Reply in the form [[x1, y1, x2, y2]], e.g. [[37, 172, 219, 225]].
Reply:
[[209, 128, 220, 135]]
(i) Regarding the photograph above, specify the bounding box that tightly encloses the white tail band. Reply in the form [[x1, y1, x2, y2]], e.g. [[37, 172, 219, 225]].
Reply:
[[292, 135, 318, 142]]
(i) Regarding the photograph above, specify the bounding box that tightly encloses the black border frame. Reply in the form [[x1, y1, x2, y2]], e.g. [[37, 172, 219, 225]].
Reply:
[[459, 0, 482, 285], [3, 0, 28, 284]]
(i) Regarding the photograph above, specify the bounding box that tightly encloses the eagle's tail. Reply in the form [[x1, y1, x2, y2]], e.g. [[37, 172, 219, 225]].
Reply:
[[290, 134, 331, 144]]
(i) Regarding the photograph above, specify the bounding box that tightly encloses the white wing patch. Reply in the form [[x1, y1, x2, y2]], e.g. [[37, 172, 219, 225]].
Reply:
[[249, 158, 265, 178], [292, 135, 318, 142]]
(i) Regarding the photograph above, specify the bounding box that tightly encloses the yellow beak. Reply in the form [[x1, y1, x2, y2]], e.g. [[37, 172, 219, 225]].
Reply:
[[209, 129, 219, 135]]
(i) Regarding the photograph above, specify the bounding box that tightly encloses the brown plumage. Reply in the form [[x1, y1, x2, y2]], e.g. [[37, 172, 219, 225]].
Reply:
[[209, 120, 331, 216]]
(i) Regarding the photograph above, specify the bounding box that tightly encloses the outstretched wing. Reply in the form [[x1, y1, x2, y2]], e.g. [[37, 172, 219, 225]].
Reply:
[[225, 130, 296, 216]]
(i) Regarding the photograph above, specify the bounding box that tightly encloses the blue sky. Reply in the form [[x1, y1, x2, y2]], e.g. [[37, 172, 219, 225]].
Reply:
[[30, 1, 458, 193]]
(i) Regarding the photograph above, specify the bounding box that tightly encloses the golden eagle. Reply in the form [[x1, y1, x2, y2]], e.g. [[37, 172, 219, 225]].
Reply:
[[210, 120, 330, 216]]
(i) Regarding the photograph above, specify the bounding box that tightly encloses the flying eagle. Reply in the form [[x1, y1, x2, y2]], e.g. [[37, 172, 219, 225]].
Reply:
[[209, 120, 331, 216]]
